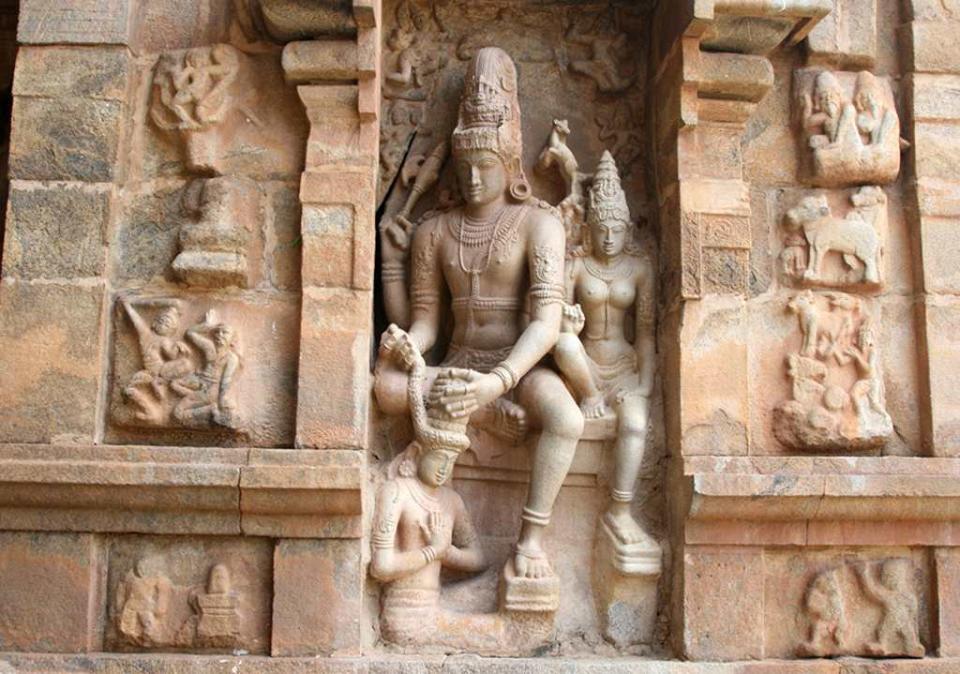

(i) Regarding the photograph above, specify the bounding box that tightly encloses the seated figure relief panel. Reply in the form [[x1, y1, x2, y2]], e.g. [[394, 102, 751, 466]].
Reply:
[[374, 44, 660, 651]]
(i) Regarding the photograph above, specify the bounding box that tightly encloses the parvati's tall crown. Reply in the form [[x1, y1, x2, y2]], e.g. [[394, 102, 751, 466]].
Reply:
[[587, 150, 630, 226], [452, 47, 524, 175]]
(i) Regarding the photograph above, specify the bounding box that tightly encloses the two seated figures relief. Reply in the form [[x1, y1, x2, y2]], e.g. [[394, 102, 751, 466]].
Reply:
[[374, 47, 659, 651]]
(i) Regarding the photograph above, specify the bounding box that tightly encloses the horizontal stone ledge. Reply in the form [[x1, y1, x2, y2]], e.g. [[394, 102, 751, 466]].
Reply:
[[0, 444, 363, 538], [12, 651, 958, 673], [684, 456, 960, 524]]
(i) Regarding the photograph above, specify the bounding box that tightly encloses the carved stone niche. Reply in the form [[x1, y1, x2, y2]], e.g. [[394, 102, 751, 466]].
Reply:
[[773, 290, 893, 452], [106, 293, 299, 448], [794, 68, 907, 188], [105, 536, 273, 654], [779, 186, 887, 291]]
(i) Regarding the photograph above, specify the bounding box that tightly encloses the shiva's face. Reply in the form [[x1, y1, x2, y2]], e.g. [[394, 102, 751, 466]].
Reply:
[[455, 149, 507, 208]]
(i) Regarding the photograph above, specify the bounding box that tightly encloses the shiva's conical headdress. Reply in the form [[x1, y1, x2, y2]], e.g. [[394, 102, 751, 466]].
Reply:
[[451, 47, 527, 191], [587, 150, 630, 226]]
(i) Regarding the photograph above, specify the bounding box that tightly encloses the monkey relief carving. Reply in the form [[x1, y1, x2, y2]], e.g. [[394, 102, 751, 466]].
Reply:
[[774, 291, 892, 452], [798, 559, 924, 658]]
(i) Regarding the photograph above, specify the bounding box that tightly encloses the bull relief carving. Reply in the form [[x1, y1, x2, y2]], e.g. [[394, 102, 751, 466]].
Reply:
[[796, 68, 908, 187], [798, 559, 924, 658], [114, 558, 242, 651], [781, 186, 887, 290], [774, 291, 892, 452], [117, 298, 242, 432], [150, 44, 260, 288]]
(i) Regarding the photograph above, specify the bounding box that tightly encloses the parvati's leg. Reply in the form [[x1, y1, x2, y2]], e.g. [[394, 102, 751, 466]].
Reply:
[[553, 333, 607, 418], [604, 392, 652, 545], [514, 368, 584, 578]]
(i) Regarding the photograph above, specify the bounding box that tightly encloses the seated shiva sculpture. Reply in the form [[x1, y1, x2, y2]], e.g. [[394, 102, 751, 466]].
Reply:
[[371, 326, 487, 645], [377, 47, 583, 580], [552, 151, 660, 573]]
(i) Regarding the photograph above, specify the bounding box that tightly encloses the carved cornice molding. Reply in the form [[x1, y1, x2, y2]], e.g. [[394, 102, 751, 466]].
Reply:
[[683, 456, 960, 545], [0, 445, 364, 538]]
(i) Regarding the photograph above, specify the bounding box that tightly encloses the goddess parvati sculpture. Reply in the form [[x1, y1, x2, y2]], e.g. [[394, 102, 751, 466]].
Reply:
[[377, 47, 582, 584], [552, 151, 660, 575], [118, 301, 242, 431], [799, 70, 906, 187], [371, 326, 488, 646]]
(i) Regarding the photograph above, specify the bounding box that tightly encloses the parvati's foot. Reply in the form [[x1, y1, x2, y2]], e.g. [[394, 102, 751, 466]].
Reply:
[[580, 394, 608, 419], [603, 508, 654, 547], [514, 544, 553, 579], [490, 398, 528, 444]]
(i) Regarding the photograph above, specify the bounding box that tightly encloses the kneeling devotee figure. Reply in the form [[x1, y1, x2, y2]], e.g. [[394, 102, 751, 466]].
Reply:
[[377, 46, 583, 581], [371, 326, 487, 645]]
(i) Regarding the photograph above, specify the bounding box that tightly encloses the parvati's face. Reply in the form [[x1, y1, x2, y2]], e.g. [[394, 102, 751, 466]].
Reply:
[[455, 149, 507, 208], [417, 449, 457, 487], [591, 217, 628, 259]]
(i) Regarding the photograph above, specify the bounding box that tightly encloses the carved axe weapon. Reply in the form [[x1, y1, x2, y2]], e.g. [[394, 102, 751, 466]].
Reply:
[[399, 141, 448, 221]]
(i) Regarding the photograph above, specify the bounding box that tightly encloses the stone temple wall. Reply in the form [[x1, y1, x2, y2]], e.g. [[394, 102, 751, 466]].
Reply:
[[0, 0, 958, 672]]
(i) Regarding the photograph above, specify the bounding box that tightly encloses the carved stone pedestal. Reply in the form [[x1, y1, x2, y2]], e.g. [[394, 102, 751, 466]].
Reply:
[[593, 533, 660, 648], [499, 557, 561, 614]]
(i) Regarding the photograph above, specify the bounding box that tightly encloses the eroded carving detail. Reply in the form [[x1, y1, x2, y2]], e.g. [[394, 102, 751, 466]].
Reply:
[[150, 44, 259, 288], [115, 558, 242, 650], [797, 69, 907, 187], [118, 299, 243, 432], [798, 559, 924, 658], [781, 186, 886, 289], [774, 290, 892, 452]]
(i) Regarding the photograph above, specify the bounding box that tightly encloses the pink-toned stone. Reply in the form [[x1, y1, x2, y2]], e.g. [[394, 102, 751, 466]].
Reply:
[[682, 546, 764, 661], [271, 539, 362, 656], [0, 532, 103, 652]]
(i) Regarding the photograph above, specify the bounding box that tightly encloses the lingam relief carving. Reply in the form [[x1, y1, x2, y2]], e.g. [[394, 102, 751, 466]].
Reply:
[[375, 41, 660, 651], [114, 297, 243, 432], [114, 558, 242, 651], [795, 68, 908, 188], [150, 44, 260, 288], [774, 290, 892, 452], [798, 558, 925, 658]]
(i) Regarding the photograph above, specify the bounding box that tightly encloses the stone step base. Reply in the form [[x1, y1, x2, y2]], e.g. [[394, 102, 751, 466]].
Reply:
[[0, 654, 956, 673]]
